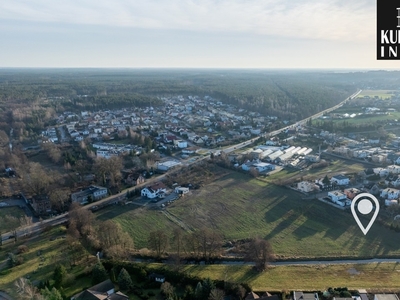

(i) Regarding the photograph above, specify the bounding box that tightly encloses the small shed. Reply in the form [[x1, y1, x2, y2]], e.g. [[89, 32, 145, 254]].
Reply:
[[149, 273, 165, 283]]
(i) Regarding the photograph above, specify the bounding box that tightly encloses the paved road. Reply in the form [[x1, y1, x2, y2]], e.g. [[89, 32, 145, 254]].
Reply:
[[220, 257, 400, 266]]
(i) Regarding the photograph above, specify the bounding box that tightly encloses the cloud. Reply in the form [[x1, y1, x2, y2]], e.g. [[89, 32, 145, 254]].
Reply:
[[0, 0, 374, 41]]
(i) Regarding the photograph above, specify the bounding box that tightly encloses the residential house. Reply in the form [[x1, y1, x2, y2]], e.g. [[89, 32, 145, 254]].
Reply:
[[182, 147, 198, 154], [343, 188, 361, 200], [293, 291, 319, 300], [175, 186, 189, 195], [381, 188, 400, 200], [141, 182, 167, 199], [297, 181, 318, 193], [385, 199, 399, 206], [174, 139, 188, 148], [245, 292, 261, 300], [125, 173, 145, 186], [328, 190, 350, 206], [192, 136, 204, 144], [374, 294, 399, 300], [388, 165, 400, 174], [71, 279, 128, 300], [157, 160, 181, 172], [373, 167, 389, 177], [71, 185, 108, 205], [363, 182, 380, 195], [330, 174, 350, 186], [385, 174, 400, 187]]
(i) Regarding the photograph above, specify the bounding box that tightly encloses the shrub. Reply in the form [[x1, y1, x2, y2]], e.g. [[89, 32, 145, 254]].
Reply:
[[17, 245, 29, 254]]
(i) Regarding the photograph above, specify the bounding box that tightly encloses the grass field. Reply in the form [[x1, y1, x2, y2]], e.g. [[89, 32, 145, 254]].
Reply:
[[329, 112, 400, 125], [96, 204, 181, 249], [0, 206, 26, 232], [357, 90, 395, 99], [155, 262, 400, 291], [100, 162, 400, 259]]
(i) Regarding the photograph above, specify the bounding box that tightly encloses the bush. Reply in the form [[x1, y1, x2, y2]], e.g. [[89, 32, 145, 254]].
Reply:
[[17, 245, 29, 254]]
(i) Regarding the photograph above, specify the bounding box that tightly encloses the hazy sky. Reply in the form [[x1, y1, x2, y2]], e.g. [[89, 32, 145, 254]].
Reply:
[[1, 0, 399, 69]]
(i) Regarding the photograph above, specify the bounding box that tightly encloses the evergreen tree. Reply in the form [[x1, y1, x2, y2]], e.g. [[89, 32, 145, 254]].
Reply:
[[41, 286, 63, 300], [53, 264, 66, 289], [117, 268, 133, 291], [195, 282, 203, 300], [322, 175, 330, 186], [91, 262, 108, 285], [201, 278, 216, 300]]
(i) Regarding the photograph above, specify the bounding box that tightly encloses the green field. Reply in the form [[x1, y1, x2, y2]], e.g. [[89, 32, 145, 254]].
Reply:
[[100, 163, 400, 259], [329, 112, 400, 125], [0, 206, 26, 232], [357, 90, 395, 99], [158, 262, 400, 291], [96, 204, 181, 250]]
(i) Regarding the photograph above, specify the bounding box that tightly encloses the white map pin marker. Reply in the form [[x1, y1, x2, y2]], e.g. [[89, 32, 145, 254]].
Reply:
[[351, 193, 380, 235]]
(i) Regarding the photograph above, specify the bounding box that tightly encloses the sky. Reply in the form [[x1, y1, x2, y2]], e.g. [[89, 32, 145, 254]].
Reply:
[[0, 0, 399, 69]]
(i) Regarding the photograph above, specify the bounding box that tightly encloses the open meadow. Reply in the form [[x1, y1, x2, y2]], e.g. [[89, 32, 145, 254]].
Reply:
[[356, 90, 395, 99], [157, 262, 400, 291], [98, 162, 400, 259]]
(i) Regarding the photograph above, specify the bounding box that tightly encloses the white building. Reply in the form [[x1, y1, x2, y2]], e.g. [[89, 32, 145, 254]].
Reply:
[[328, 190, 349, 206], [330, 174, 350, 186], [157, 161, 182, 172], [381, 188, 400, 200]]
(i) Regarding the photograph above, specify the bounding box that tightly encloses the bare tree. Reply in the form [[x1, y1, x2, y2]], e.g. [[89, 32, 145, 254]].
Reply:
[[22, 162, 55, 196], [68, 202, 95, 237], [244, 238, 274, 271], [14, 277, 43, 300], [97, 220, 134, 259], [194, 228, 222, 261], [49, 189, 69, 212], [148, 229, 169, 258]]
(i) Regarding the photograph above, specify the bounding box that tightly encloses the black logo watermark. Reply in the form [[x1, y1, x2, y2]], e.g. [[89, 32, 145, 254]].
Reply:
[[377, 0, 400, 59]]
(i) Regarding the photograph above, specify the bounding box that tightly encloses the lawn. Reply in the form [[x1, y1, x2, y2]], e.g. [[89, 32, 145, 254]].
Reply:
[[166, 262, 400, 291], [101, 164, 400, 259]]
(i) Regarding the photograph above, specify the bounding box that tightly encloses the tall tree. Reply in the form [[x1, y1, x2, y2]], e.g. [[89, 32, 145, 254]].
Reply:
[[148, 229, 169, 258], [244, 238, 274, 271], [53, 264, 66, 289], [91, 262, 108, 285], [41, 287, 63, 300], [117, 268, 133, 291]]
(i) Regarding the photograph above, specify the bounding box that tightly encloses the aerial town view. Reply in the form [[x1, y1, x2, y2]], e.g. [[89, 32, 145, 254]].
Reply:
[[1, 1, 400, 300]]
